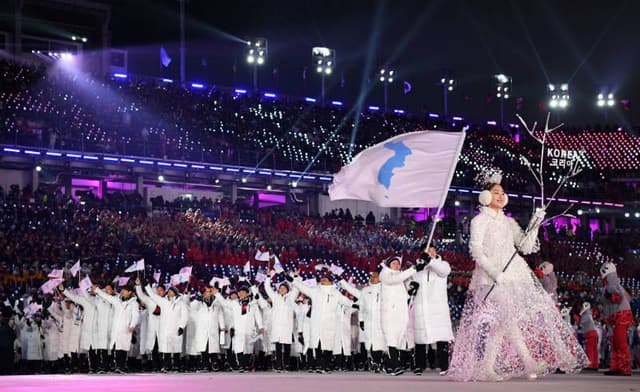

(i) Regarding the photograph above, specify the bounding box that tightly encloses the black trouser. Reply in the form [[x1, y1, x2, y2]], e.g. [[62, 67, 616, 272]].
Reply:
[[371, 350, 383, 370], [78, 352, 89, 372], [274, 343, 291, 370], [226, 348, 238, 370], [162, 353, 180, 370], [414, 344, 427, 371], [26, 360, 42, 373], [428, 342, 449, 371], [387, 346, 400, 371], [97, 349, 111, 371], [307, 343, 331, 371], [114, 350, 128, 371], [151, 338, 161, 371], [238, 353, 252, 370], [88, 348, 98, 372]]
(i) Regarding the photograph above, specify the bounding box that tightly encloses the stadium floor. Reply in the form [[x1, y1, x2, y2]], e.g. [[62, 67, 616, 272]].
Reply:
[[1, 370, 638, 392]]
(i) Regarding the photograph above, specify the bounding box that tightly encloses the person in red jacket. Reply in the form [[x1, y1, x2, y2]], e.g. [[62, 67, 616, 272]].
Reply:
[[600, 262, 633, 376], [578, 302, 599, 372]]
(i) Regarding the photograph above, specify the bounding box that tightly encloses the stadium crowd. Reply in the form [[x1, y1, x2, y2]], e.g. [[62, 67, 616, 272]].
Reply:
[[1, 59, 639, 201]]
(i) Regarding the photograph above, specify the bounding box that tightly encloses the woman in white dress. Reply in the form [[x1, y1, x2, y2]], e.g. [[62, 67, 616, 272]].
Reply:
[[448, 176, 587, 382]]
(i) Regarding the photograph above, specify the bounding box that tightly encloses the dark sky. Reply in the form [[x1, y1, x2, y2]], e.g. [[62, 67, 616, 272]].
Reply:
[[4, 0, 640, 126]]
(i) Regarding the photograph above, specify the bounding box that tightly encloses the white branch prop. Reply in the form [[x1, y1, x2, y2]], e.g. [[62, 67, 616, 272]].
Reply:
[[485, 114, 583, 302]]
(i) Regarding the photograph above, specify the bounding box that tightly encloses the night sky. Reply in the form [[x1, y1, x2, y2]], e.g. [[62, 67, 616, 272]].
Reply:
[[3, 0, 640, 126]]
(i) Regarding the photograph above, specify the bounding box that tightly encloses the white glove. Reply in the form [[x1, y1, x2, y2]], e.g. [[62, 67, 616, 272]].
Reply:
[[533, 208, 546, 221]]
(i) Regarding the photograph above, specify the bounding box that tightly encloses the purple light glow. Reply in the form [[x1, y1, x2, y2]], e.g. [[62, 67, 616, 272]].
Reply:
[[428, 113, 439, 118], [191, 83, 205, 89]]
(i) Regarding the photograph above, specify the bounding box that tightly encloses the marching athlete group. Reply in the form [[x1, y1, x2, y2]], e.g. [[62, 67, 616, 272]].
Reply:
[[9, 246, 454, 376]]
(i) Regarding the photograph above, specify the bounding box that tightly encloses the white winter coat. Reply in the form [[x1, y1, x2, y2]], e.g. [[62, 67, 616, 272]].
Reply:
[[45, 302, 65, 359], [144, 285, 188, 354], [469, 207, 540, 291], [93, 295, 113, 350], [62, 289, 99, 351], [292, 280, 354, 351], [21, 319, 44, 361], [292, 302, 308, 356], [343, 282, 386, 352], [412, 256, 455, 344], [215, 293, 263, 354], [264, 275, 299, 344], [61, 303, 82, 354], [206, 300, 225, 354], [185, 297, 211, 355], [333, 303, 356, 355], [95, 289, 139, 351], [135, 285, 161, 353], [42, 315, 61, 361], [379, 265, 416, 348]]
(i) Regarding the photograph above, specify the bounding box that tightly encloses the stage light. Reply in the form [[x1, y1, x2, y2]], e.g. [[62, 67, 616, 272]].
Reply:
[[624, 212, 630, 218], [257, 57, 264, 65], [158, 175, 165, 182], [577, 209, 583, 215], [241, 177, 247, 183], [325, 67, 331, 75], [267, 185, 272, 191], [291, 181, 298, 188], [548, 82, 569, 110], [247, 55, 255, 64], [35, 165, 42, 172]]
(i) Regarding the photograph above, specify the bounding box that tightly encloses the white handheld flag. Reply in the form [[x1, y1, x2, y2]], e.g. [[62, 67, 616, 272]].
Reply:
[[40, 278, 63, 294], [303, 279, 318, 288], [178, 266, 192, 283], [170, 274, 182, 286], [153, 272, 161, 282], [329, 130, 466, 208], [273, 256, 284, 273], [255, 272, 267, 283], [70, 260, 81, 277], [48, 269, 63, 279], [255, 250, 270, 262], [329, 264, 344, 276], [124, 259, 145, 273], [79, 276, 93, 291], [243, 261, 251, 274], [117, 277, 130, 286]]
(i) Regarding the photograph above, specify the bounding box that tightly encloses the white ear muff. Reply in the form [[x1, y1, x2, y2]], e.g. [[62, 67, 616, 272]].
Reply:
[[502, 193, 508, 207], [478, 190, 492, 206]]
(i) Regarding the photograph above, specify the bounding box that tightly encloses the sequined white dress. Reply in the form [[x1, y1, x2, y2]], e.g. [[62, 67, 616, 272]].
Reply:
[[448, 207, 587, 381]]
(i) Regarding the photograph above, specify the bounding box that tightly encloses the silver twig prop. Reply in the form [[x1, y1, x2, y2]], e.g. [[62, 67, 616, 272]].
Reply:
[[483, 114, 583, 302]]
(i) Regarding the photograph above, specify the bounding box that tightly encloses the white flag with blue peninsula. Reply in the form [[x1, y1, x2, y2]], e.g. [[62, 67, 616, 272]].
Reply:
[[329, 130, 465, 208]]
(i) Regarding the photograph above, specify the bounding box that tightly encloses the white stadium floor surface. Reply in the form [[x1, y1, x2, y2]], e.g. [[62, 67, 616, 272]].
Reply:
[[0, 370, 638, 392]]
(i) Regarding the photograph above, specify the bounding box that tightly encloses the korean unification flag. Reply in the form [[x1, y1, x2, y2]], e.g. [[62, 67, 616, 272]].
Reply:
[[70, 260, 81, 277], [329, 131, 466, 208], [124, 259, 145, 273]]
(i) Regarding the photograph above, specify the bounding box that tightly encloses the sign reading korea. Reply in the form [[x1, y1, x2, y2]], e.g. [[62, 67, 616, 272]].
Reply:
[[546, 148, 588, 169]]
